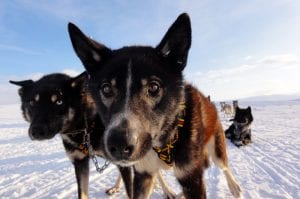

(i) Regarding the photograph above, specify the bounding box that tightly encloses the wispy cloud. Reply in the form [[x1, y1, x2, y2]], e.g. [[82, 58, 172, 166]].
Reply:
[[259, 54, 300, 65], [16, 0, 85, 21], [0, 44, 43, 55], [187, 54, 300, 101]]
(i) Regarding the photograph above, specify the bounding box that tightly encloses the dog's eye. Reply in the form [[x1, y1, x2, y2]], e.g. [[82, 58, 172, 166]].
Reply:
[[148, 81, 160, 97], [56, 100, 63, 106], [101, 83, 113, 97]]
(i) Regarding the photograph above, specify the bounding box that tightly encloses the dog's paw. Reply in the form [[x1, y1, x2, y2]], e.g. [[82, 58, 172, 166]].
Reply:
[[229, 181, 242, 199], [233, 140, 243, 147], [243, 139, 252, 145], [105, 187, 120, 195], [164, 192, 184, 199], [174, 192, 185, 199], [224, 169, 243, 199], [163, 189, 177, 199]]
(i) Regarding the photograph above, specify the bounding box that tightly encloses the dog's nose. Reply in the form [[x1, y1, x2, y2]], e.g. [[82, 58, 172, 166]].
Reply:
[[29, 124, 47, 140], [107, 128, 136, 160]]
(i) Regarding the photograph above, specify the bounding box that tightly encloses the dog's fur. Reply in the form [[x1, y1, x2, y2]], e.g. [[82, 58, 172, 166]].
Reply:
[[10, 73, 175, 199], [225, 106, 253, 147], [9, 73, 133, 199], [220, 101, 234, 117], [68, 13, 242, 199], [233, 100, 239, 111]]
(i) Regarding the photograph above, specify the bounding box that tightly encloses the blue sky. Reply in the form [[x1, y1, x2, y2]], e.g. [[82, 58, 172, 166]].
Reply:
[[1, 0, 300, 103]]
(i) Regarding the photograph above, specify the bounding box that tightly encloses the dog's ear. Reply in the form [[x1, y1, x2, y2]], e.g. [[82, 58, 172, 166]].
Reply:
[[247, 106, 252, 113], [9, 80, 34, 87], [70, 72, 87, 89], [247, 106, 253, 122], [68, 23, 112, 74], [9, 80, 34, 96], [156, 13, 192, 72]]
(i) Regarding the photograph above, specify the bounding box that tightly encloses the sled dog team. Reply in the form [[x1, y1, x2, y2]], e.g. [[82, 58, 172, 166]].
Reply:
[[11, 13, 243, 199]]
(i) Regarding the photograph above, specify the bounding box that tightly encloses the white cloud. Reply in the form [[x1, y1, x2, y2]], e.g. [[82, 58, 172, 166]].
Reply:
[[61, 69, 81, 77], [0, 44, 44, 55], [259, 54, 300, 65], [187, 54, 300, 101], [244, 56, 252, 60], [2, 53, 300, 104]]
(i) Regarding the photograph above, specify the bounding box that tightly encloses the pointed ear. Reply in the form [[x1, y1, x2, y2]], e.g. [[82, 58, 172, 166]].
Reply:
[[9, 80, 34, 87], [9, 80, 34, 97], [70, 72, 87, 89], [156, 13, 192, 72], [68, 23, 112, 74], [247, 106, 252, 112]]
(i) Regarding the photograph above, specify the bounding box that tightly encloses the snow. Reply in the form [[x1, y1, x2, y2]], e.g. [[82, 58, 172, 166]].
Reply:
[[0, 101, 299, 198]]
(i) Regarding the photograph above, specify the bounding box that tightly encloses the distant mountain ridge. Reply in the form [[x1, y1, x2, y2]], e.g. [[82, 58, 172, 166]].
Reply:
[[238, 93, 300, 102]]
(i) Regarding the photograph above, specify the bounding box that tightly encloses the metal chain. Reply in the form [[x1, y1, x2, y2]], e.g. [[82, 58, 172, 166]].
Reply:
[[91, 155, 110, 174], [83, 111, 110, 174]]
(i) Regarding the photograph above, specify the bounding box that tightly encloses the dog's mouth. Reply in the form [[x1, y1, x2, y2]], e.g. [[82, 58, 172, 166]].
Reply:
[[104, 132, 153, 166], [29, 132, 56, 141], [112, 159, 139, 167], [28, 124, 59, 141]]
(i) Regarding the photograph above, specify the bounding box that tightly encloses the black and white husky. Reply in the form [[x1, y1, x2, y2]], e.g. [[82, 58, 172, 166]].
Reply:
[[68, 13, 242, 198], [225, 106, 253, 147]]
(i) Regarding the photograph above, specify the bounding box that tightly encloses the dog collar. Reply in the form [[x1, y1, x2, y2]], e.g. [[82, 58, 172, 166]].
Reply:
[[153, 103, 186, 166]]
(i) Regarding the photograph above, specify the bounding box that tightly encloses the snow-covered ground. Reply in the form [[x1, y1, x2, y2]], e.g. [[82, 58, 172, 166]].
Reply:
[[0, 101, 299, 198]]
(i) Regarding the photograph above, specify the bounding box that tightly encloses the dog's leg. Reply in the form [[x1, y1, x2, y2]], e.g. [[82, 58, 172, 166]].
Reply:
[[156, 171, 177, 199], [243, 131, 252, 145], [233, 140, 243, 147], [118, 166, 133, 199], [133, 169, 155, 199], [210, 131, 242, 198], [174, 165, 206, 199], [106, 174, 122, 195], [242, 130, 252, 145], [74, 156, 89, 199]]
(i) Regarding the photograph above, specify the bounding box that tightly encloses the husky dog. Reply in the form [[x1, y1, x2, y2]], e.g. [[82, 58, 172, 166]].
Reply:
[[10, 73, 174, 199], [232, 100, 239, 111], [9, 73, 133, 199], [225, 106, 253, 147], [68, 13, 242, 199], [220, 102, 234, 117]]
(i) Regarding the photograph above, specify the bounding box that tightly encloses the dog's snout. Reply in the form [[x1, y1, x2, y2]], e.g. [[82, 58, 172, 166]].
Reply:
[[29, 124, 48, 140], [107, 128, 136, 160], [109, 145, 134, 157]]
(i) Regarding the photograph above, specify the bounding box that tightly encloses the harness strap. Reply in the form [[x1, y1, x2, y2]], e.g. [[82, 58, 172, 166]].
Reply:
[[153, 103, 186, 166]]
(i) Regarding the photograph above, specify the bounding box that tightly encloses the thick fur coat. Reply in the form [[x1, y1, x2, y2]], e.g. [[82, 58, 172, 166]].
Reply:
[[68, 13, 242, 199]]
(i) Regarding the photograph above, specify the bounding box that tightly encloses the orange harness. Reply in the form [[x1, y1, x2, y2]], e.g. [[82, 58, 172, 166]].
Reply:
[[153, 103, 186, 166]]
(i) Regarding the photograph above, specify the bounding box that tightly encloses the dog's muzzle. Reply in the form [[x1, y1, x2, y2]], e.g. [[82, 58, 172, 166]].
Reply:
[[106, 127, 137, 160], [29, 124, 55, 140]]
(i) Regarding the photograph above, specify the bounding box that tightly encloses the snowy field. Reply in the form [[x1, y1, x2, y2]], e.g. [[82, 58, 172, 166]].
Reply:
[[0, 101, 299, 199]]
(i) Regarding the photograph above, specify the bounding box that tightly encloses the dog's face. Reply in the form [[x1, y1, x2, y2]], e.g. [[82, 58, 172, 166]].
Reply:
[[233, 106, 253, 131], [10, 73, 84, 140], [68, 13, 191, 166]]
